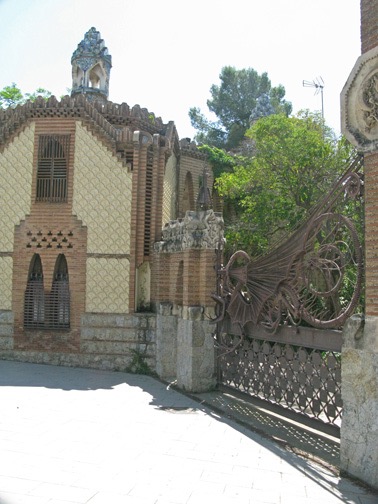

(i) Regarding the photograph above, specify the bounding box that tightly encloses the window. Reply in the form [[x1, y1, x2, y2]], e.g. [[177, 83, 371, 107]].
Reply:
[[24, 254, 70, 331], [50, 254, 70, 329], [24, 254, 45, 328], [36, 135, 69, 203]]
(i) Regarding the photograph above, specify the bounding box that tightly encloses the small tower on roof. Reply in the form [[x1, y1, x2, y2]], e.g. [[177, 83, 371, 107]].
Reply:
[[71, 27, 112, 103]]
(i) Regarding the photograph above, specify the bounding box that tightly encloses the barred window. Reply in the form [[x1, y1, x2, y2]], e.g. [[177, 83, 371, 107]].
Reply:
[[36, 135, 69, 203], [24, 254, 45, 328], [24, 254, 70, 331], [50, 254, 70, 329]]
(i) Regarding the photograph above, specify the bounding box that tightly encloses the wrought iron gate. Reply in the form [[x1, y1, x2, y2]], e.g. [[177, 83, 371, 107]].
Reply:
[[213, 155, 364, 427]]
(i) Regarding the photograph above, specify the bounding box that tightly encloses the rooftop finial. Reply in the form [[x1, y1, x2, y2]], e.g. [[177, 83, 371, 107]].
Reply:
[[71, 27, 112, 103]]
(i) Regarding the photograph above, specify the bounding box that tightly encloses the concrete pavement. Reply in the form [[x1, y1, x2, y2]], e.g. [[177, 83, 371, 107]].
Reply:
[[0, 360, 376, 504]]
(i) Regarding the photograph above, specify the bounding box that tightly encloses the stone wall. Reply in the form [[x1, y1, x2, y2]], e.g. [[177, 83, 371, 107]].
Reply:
[[0, 311, 156, 372], [341, 316, 378, 489]]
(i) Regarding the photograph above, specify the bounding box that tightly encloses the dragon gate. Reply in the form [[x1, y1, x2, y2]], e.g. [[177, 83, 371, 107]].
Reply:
[[213, 155, 364, 427]]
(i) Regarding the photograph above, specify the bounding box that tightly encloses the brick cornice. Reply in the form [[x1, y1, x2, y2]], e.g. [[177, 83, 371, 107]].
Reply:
[[0, 95, 180, 162]]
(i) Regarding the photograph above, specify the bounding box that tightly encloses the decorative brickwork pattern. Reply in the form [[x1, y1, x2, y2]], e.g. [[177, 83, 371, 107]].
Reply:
[[73, 123, 132, 254], [0, 258, 13, 310], [162, 154, 177, 226], [86, 257, 130, 313], [178, 141, 213, 218], [0, 125, 34, 251], [152, 209, 224, 311]]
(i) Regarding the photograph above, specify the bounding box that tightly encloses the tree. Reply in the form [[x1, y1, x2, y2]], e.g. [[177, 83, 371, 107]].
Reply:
[[189, 67, 292, 149], [213, 111, 356, 257], [0, 83, 52, 109]]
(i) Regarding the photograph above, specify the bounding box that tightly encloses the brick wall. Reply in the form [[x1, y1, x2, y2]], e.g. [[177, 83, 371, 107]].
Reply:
[[178, 153, 214, 217], [361, 0, 378, 53], [10, 119, 88, 352], [363, 153, 378, 315], [361, 0, 378, 315]]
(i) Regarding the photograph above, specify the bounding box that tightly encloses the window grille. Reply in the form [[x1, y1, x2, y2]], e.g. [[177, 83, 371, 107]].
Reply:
[[24, 254, 70, 331], [24, 254, 45, 328], [36, 135, 70, 203], [143, 148, 153, 256], [50, 254, 70, 329]]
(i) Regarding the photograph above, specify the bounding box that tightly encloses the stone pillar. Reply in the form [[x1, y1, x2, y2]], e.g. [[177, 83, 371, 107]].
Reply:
[[156, 302, 177, 382], [176, 306, 216, 392], [341, 316, 378, 489]]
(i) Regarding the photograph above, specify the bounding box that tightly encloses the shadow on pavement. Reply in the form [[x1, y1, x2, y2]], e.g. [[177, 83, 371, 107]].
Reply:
[[1, 359, 376, 503]]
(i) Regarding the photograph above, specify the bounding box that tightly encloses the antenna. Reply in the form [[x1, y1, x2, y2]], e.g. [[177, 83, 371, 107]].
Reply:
[[303, 77, 324, 119]]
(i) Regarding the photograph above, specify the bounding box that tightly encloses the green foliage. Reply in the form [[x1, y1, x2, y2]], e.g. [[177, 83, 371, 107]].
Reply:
[[0, 83, 52, 109], [189, 66, 292, 149], [126, 349, 155, 375], [198, 144, 238, 178], [0, 83, 23, 108], [214, 112, 355, 257]]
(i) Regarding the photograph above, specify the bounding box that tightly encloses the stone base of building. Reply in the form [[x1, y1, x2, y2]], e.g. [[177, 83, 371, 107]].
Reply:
[[0, 311, 156, 373], [0, 307, 216, 394]]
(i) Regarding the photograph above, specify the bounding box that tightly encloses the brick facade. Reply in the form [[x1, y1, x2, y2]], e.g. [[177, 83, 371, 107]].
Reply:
[[361, 0, 378, 316], [361, 0, 378, 53], [0, 28, 215, 369]]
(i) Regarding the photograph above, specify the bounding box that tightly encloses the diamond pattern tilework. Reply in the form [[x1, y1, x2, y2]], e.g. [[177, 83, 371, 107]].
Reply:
[[72, 123, 132, 255], [0, 257, 13, 309], [86, 257, 130, 313], [0, 125, 34, 251], [162, 154, 177, 224]]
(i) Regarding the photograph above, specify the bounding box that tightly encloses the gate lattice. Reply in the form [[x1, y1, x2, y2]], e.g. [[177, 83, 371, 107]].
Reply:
[[213, 155, 364, 427], [218, 324, 342, 426]]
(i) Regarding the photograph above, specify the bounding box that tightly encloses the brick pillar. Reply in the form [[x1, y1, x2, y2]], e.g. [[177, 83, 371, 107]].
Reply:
[[339, 0, 378, 490], [365, 152, 378, 315]]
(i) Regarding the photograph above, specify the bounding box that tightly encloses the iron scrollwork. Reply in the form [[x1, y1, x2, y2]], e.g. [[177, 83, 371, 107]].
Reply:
[[213, 155, 364, 336]]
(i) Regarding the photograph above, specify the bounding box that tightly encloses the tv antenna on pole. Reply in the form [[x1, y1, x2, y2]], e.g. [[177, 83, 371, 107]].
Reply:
[[303, 76, 324, 119]]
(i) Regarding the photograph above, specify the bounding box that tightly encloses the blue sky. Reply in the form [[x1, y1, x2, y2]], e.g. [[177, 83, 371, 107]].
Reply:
[[0, 0, 361, 139]]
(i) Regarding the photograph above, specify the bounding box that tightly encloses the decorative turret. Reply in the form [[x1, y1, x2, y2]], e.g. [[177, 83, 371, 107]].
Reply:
[[71, 27, 112, 103]]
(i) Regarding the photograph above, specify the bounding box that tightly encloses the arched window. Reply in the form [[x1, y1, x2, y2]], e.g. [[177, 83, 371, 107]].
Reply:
[[50, 254, 70, 329], [89, 63, 104, 89], [24, 254, 45, 328], [36, 135, 69, 203]]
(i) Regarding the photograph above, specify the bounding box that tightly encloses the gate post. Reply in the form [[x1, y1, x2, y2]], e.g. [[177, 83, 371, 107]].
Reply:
[[176, 306, 216, 392], [341, 316, 378, 488], [340, 0, 378, 489], [153, 208, 224, 392], [156, 302, 177, 382]]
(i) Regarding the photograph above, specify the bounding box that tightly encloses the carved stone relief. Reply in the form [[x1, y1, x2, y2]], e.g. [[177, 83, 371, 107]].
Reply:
[[341, 46, 378, 151]]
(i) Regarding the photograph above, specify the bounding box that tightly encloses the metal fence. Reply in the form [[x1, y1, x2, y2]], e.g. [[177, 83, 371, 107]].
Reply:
[[217, 323, 342, 426]]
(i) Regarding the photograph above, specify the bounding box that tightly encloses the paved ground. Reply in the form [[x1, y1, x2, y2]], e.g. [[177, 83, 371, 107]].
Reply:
[[193, 389, 341, 468], [0, 361, 376, 504]]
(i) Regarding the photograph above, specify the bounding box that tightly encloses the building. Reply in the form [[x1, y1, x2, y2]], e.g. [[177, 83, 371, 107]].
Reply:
[[0, 27, 216, 366]]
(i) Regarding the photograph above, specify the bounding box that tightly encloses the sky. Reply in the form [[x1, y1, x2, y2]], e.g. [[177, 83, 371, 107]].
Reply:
[[0, 0, 361, 140]]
